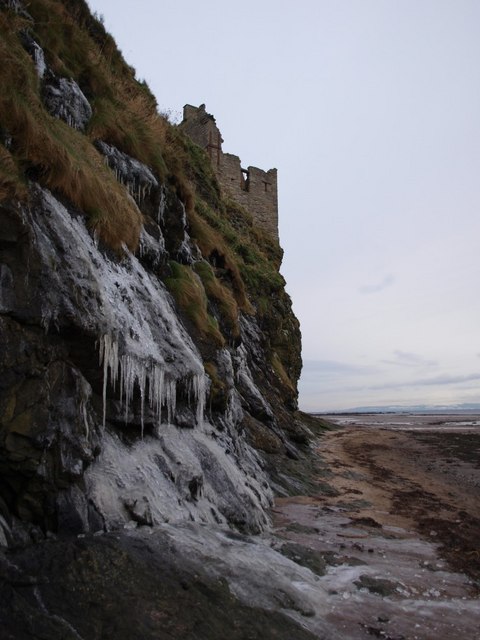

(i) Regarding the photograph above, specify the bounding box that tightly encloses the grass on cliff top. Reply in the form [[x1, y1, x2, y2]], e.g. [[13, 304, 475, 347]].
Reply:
[[26, 0, 168, 174], [26, 0, 198, 207], [0, 0, 196, 249]]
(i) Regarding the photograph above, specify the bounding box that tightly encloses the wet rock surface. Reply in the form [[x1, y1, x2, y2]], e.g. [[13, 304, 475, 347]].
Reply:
[[0, 525, 332, 640]]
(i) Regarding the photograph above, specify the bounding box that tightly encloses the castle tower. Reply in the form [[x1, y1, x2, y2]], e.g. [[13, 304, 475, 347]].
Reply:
[[179, 104, 279, 242]]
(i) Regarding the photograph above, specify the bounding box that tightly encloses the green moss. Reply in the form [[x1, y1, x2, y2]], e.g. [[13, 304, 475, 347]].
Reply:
[[164, 262, 225, 346]]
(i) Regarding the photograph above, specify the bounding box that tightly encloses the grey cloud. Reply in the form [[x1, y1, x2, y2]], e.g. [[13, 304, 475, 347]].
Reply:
[[359, 274, 395, 295]]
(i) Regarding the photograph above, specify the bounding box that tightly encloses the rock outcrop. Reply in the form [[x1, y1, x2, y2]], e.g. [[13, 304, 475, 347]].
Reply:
[[0, 0, 305, 543], [43, 74, 92, 131], [0, 1, 324, 637]]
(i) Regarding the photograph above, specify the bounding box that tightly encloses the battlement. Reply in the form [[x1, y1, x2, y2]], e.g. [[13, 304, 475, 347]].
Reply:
[[180, 104, 278, 242]]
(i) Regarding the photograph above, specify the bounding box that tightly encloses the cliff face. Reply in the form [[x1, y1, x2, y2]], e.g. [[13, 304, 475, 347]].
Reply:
[[0, 0, 303, 547]]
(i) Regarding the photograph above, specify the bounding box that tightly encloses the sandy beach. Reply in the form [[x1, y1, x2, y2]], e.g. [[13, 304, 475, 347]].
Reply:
[[273, 415, 480, 639]]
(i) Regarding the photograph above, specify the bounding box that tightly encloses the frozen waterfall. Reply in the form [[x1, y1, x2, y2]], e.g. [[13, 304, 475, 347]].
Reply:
[[27, 187, 208, 432]]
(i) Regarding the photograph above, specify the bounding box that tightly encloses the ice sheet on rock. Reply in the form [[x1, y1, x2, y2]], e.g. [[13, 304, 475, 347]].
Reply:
[[157, 186, 167, 225], [43, 76, 92, 131], [27, 187, 206, 426], [95, 141, 158, 204], [233, 344, 274, 420], [138, 228, 165, 267], [86, 423, 272, 532], [154, 524, 335, 638], [176, 231, 197, 265], [216, 349, 240, 414], [23, 185, 274, 532]]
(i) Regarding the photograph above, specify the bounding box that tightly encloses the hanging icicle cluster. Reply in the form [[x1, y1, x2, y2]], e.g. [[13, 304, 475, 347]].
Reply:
[[99, 335, 206, 434], [95, 141, 158, 205]]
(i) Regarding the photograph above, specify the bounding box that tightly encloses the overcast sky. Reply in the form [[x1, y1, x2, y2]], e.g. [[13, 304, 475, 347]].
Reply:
[[88, 0, 480, 411]]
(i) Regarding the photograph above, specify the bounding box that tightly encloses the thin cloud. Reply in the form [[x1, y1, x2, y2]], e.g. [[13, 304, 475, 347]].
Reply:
[[302, 359, 378, 376], [370, 372, 480, 391], [359, 274, 395, 295], [382, 350, 438, 368]]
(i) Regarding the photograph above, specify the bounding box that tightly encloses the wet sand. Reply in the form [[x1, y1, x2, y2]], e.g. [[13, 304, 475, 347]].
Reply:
[[272, 415, 480, 639]]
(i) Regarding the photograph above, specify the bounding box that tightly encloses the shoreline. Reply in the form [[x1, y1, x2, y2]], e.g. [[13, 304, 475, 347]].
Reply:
[[272, 418, 480, 639]]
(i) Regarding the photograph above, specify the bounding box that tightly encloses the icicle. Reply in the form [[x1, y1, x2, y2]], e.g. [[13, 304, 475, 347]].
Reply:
[[149, 365, 164, 427], [41, 307, 52, 334], [164, 379, 176, 425], [137, 363, 146, 438], [157, 187, 166, 225], [80, 399, 89, 438], [122, 354, 134, 423], [179, 201, 187, 229], [99, 334, 119, 428], [193, 373, 206, 427], [98, 336, 206, 431]]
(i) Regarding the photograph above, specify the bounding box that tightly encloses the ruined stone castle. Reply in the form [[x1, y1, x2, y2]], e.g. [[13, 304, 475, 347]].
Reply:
[[180, 104, 278, 242]]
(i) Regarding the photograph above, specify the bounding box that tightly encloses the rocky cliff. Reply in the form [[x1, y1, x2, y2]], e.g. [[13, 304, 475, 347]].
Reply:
[[0, 2, 336, 637]]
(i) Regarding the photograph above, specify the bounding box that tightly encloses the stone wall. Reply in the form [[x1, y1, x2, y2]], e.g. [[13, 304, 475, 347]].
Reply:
[[179, 104, 279, 242]]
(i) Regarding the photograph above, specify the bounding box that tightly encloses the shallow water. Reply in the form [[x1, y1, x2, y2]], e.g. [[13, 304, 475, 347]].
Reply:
[[320, 412, 480, 432]]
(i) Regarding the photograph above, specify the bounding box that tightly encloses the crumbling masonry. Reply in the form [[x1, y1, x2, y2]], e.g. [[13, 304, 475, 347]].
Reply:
[[180, 104, 278, 242]]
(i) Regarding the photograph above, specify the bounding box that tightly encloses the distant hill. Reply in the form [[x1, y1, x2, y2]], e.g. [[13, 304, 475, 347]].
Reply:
[[314, 403, 480, 415]]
